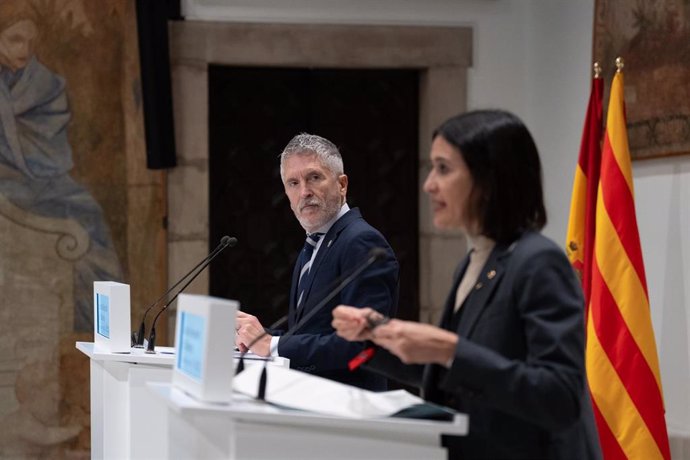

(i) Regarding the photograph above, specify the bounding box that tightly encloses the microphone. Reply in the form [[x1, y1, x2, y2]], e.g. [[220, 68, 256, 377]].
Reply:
[[144, 235, 237, 353], [236, 247, 388, 401], [132, 235, 236, 347]]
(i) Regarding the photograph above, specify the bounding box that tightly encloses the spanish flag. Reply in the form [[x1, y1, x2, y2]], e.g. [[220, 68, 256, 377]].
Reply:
[[582, 62, 671, 459], [566, 65, 603, 313]]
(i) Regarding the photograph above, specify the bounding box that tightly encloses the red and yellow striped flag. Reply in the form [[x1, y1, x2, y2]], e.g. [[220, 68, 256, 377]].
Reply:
[[586, 65, 670, 459], [566, 67, 603, 313]]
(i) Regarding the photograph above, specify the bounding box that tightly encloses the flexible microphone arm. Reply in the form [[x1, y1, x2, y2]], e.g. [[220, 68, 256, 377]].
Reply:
[[132, 235, 234, 347], [145, 236, 237, 353], [238, 247, 388, 400]]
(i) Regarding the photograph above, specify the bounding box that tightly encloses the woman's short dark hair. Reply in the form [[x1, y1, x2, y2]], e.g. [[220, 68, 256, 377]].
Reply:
[[433, 109, 546, 243]]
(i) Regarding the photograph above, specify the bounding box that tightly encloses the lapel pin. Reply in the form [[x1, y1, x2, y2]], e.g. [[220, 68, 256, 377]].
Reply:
[[327, 240, 333, 247], [475, 282, 483, 290], [487, 269, 496, 280]]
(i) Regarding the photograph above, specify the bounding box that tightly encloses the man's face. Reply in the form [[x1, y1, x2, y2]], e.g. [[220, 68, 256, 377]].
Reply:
[[0, 20, 37, 72], [282, 153, 348, 233]]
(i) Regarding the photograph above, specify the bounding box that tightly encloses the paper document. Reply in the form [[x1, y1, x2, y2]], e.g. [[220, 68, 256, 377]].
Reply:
[[234, 351, 273, 361], [233, 365, 425, 418], [135, 347, 270, 360]]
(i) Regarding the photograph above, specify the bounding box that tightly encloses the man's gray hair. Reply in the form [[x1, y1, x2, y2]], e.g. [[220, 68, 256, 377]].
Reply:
[[279, 133, 344, 180]]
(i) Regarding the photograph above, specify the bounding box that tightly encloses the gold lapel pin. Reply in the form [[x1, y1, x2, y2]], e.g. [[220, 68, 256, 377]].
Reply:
[[487, 269, 496, 280]]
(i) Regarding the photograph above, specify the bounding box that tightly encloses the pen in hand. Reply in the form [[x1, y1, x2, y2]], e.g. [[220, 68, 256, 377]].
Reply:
[[365, 312, 390, 331]]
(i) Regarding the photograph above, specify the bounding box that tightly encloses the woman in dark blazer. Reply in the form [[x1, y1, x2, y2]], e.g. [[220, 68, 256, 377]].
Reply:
[[332, 110, 602, 459]]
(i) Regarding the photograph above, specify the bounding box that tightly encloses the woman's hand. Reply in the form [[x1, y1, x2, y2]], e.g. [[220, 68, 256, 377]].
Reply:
[[371, 320, 459, 366], [332, 305, 379, 341]]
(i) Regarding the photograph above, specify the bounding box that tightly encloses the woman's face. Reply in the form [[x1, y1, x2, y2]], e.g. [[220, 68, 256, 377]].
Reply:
[[0, 19, 37, 72], [423, 135, 476, 232]]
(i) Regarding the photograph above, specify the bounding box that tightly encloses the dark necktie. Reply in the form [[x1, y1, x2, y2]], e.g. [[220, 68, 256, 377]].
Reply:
[[296, 232, 323, 308]]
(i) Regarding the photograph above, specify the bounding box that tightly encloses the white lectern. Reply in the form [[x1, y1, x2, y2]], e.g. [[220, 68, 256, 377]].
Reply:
[[149, 382, 468, 460], [77, 341, 175, 460], [77, 342, 289, 460]]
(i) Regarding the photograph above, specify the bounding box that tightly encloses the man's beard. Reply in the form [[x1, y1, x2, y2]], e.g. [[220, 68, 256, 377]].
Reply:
[[296, 196, 341, 231]]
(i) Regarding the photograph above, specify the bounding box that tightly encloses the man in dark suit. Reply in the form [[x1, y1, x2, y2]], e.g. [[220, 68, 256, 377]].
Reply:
[[235, 133, 398, 391]]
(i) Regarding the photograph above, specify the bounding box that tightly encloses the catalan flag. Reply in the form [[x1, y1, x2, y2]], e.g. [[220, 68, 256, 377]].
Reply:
[[566, 65, 603, 313], [583, 63, 671, 459]]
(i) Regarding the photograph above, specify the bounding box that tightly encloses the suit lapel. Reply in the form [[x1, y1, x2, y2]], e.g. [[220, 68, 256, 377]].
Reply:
[[294, 208, 360, 322], [421, 257, 470, 400], [439, 256, 471, 329], [457, 243, 511, 337]]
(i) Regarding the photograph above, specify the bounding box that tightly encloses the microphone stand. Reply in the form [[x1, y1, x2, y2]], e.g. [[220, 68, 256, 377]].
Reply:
[[145, 236, 236, 353], [238, 248, 387, 401], [132, 235, 234, 347]]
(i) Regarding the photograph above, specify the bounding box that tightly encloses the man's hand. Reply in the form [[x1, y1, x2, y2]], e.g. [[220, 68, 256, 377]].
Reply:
[[370, 320, 458, 366], [235, 311, 271, 357]]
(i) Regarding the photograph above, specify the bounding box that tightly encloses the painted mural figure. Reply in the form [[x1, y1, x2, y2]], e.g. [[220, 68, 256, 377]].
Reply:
[[0, 8, 122, 331]]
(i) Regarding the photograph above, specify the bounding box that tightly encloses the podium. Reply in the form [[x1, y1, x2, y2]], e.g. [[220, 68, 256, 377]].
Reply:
[[148, 382, 468, 460], [77, 341, 289, 459], [77, 341, 174, 459]]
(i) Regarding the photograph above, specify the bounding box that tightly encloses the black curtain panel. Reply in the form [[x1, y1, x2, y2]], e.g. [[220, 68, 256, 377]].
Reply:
[[135, 0, 180, 169]]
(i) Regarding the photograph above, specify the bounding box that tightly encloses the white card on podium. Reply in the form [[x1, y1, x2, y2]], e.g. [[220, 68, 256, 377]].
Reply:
[[173, 293, 238, 403], [93, 281, 131, 352]]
